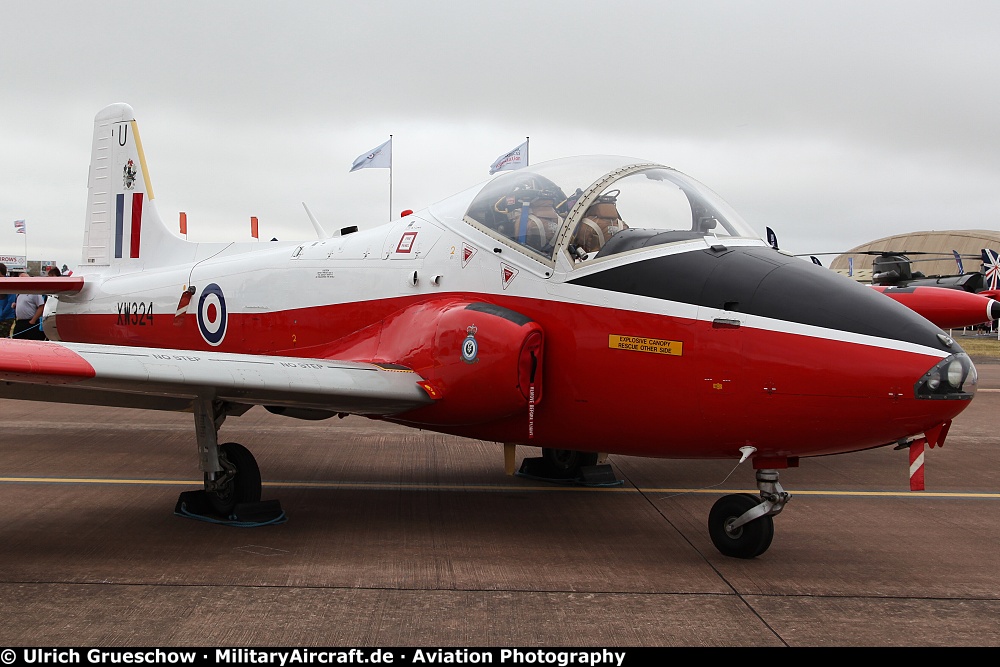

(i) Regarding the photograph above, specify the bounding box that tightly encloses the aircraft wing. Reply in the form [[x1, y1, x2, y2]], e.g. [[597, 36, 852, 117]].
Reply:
[[0, 339, 434, 415]]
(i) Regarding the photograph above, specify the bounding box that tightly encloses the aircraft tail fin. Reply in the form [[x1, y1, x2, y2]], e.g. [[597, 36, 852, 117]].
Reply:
[[81, 104, 191, 270], [982, 248, 1000, 291]]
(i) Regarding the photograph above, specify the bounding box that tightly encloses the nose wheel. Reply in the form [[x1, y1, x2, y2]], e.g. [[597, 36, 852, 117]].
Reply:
[[708, 469, 789, 559], [709, 493, 775, 558]]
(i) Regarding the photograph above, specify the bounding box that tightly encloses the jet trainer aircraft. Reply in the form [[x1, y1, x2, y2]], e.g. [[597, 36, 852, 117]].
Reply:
[[0, 104, 979, 558]]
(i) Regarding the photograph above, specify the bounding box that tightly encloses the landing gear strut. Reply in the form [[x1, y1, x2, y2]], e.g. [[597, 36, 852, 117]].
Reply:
[[708, 469, 790, 559], [185, 396, 268, 519]]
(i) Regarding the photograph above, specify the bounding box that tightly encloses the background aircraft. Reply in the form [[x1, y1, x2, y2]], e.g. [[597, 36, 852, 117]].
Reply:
[[766, 228, 1000, 330], [0, 104, 979, 559], [866, 251, 983, 291]]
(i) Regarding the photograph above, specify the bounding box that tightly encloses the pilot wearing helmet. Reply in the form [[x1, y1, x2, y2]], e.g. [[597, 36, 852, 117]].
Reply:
[[493, 188, 564, 252], [570, 189, 628, 255]]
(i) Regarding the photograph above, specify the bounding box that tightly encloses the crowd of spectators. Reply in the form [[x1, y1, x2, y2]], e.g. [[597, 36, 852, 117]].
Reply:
[[0, 262, 66, 340]]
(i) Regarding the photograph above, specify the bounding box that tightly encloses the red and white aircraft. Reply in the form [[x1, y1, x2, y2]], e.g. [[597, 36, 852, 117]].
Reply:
[[0, 104, 979, 558]]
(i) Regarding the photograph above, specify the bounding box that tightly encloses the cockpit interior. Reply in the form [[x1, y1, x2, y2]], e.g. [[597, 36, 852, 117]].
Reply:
[[457, 156, 759, 266]]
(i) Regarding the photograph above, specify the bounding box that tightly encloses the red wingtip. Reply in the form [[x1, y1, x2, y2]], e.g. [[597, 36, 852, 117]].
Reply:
[[0, 340, 96, 383]]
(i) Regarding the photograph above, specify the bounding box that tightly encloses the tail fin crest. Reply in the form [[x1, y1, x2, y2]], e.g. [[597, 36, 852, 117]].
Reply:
[[82, 104, 190, 270]]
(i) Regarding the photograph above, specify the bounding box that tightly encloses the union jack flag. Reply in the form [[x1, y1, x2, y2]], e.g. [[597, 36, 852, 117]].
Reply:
[[983, 248, 1000, 291], [13, 219, 25, 233]]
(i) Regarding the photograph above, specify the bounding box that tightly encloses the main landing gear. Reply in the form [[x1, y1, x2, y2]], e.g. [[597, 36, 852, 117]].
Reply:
[[177, 397, 279, 523], [206, 442, 262, 515], [708, 469, 790, 559], [514, 447, 620, 486], [541, 447, 599, 477]]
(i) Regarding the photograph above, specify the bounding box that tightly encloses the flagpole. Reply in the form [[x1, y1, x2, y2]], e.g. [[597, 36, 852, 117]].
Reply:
[[525, 137, 529, 167], [350, 138, 393, 218], [389, 134, 393, 221]]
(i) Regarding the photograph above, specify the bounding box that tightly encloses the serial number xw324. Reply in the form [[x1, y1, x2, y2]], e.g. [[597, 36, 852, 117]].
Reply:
[[117, 301, 153, 326]]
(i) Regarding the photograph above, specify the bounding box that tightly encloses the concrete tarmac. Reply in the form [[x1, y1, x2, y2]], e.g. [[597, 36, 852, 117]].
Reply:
[[0, 363, 998, 647]]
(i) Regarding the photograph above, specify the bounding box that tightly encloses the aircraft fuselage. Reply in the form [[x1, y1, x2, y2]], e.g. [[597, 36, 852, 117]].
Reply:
[[45, 213, 973, 462]]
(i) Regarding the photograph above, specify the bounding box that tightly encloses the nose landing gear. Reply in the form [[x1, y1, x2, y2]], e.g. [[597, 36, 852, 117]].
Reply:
[[708, 469, 790, 559]]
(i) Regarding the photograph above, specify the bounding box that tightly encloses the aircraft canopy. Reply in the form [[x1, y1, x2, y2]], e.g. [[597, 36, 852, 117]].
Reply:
[[444, 156, 760, 265]]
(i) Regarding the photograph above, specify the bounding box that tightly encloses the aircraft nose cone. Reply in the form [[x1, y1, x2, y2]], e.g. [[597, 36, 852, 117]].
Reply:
[[748, 256, 975, 455]]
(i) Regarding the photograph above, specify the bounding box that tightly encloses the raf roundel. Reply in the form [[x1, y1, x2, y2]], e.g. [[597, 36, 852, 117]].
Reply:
[[197, 283, 228, 346]]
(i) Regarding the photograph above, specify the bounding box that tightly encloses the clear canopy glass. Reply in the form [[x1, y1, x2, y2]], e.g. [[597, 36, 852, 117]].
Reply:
[[440, 156, 760, 266]]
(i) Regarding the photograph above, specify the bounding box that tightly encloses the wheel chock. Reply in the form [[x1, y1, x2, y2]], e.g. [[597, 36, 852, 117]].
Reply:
[[517, 456, 563, 478], [174, 490, 286, 526], [577, 464, 619, 485], [515, 457, 623, 487], [174, 489, 211, 515], [232, 499, 284, 523]]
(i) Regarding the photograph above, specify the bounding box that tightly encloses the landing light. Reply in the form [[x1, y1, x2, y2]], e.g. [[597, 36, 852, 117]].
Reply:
[[947, 359, 964, 388], [915, 353, 976, 399], [926, 369, 941, 391]]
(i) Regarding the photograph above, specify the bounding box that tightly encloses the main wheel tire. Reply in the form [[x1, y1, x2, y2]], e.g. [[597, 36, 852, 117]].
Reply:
[[541, 448, 600, 478], [708, 493, 775, 559], [208, 442, 262, 516]]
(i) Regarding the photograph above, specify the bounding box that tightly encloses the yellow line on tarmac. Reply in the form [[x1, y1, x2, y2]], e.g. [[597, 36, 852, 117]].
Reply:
[[1, 476, 998, 499], [0, 477, 195, 486]]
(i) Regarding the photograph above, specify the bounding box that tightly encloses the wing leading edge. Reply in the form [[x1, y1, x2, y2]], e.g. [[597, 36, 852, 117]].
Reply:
[[0, 339, 434, 415]]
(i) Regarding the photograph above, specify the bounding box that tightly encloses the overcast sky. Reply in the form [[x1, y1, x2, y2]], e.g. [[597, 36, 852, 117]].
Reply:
[[2, 1, 999, 267]]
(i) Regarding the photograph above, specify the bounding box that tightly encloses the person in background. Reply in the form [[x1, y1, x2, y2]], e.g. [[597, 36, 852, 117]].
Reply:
[[13, 273, 45, 340], [40, 266, 63, 339], [0, 263, 16, 338]]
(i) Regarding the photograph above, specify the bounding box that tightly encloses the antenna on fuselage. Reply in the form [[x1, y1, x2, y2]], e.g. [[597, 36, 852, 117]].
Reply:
[[302, 202, 332, 240]]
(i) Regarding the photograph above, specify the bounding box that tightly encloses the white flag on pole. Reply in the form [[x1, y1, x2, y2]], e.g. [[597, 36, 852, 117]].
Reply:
[[489, 141, 528, 175], [350, 138, 392, 172]]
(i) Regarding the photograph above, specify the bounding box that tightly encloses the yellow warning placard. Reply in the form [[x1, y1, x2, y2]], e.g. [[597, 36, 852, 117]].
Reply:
[[609, 335, 683, 356]]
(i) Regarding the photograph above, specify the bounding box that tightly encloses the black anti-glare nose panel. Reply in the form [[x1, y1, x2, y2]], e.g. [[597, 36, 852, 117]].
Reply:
[[567, 246, 951, 351]]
